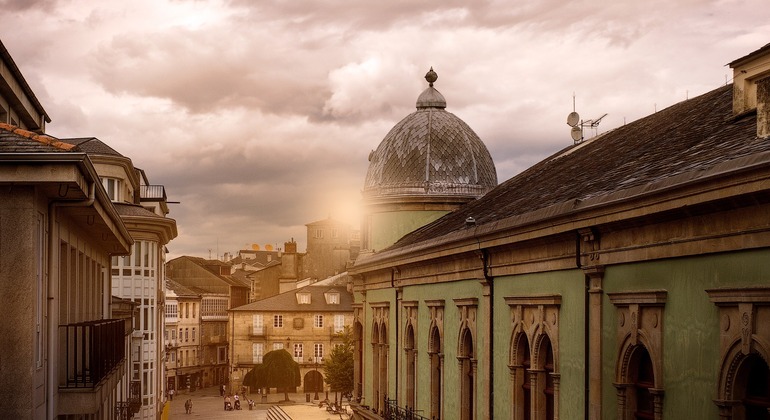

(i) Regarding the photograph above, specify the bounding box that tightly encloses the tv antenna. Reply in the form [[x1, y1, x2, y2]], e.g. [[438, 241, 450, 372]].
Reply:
[[566, 94, 607, 144]]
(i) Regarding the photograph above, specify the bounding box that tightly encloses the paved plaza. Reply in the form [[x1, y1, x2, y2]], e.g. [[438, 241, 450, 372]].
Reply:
[[162, 386, 351, 420]]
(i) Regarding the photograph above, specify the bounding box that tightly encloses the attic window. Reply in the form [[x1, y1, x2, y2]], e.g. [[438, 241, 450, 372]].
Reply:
[[325, 292, 340, 305], [297, 293, 311, 304]]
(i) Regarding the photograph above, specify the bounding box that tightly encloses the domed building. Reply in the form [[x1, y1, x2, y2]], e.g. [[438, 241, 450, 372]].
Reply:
[[362, 68, 497, 252]]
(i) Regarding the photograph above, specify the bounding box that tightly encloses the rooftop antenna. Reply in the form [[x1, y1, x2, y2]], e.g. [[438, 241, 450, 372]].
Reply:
[[566, 94, 607, 144]]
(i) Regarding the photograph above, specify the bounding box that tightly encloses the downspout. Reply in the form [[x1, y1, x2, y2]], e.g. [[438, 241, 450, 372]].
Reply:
[[479, 247, 494, 420], [47, 181, 96, 419], [392, 267, 399, 405]]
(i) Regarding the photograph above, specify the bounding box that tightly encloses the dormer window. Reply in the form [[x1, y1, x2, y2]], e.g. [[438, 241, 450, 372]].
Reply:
[[297, 292, 311, 304], [325, 292, 340, 305], [101, 177, 122, 202]]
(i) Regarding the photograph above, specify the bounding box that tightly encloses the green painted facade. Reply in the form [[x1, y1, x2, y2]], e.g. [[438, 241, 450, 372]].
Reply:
[[369, 210, 449, 253], [356, 247, 770, 419], [601, 248, 770, 420]]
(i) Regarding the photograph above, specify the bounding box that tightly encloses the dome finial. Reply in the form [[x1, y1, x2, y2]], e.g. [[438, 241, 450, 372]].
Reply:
[[425, 67, 438, 87]]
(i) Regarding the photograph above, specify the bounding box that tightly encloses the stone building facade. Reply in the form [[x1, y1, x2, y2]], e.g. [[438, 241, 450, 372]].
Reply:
[[350, 45, 770, 420]]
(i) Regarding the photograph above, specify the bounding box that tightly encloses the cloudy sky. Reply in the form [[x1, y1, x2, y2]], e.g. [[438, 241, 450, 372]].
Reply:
[[2, 0, 769, 259]]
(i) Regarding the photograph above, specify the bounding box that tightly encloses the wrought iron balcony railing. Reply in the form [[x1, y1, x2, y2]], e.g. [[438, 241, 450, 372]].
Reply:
[[59, 319, 125, 388], [383, 396, 432, 420]]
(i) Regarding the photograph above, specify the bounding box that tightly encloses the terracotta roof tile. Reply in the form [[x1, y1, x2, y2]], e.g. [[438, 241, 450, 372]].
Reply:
[[0, 123, 75, 151]]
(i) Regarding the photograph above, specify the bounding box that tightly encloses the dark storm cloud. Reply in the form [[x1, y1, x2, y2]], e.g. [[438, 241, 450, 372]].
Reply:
[[89, 31, 332, 116]]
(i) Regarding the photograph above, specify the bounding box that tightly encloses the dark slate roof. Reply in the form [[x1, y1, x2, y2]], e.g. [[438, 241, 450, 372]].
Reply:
[[363, 70, 497, 201], [389, 84, 766, 249], [63, 137, 124, 157], [231, 285, 352, 312], [0, 123, 75, 152], [114, 203, 166, 218]]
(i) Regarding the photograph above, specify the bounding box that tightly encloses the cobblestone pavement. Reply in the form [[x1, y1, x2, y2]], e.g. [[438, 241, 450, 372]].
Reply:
[[163, 386, 350, 420]]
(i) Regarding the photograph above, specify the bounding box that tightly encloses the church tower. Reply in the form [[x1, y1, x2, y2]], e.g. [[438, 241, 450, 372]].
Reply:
[[361, 68, 497, 252]]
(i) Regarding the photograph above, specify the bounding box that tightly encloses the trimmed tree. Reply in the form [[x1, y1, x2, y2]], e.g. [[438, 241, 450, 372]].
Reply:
[[244, 349, 301, 402], [324, 326, 354, 400]]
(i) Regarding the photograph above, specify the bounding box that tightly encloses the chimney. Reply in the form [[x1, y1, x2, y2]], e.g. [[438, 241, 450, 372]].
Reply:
[[284, 238, 297, 254], [728, 43, 770, 137], [758, 76, 770, 138]]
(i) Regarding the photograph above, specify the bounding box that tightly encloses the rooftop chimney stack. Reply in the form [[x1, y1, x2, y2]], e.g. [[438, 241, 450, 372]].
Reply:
[[728, 43, 770, 138], [758, 76, 770, 138]]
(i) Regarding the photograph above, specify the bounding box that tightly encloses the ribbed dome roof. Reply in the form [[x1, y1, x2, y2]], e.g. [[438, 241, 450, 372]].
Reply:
[[363, 68, 497, 201]]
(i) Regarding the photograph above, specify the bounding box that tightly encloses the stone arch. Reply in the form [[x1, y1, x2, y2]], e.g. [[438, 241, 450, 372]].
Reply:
[[510, 331, 532, 420], [427, 302, 445, 420], [616, 330, 662, 389], [717, 336, 770, 401], [459, 326, 476, 420], [405, 323, 417, 409]]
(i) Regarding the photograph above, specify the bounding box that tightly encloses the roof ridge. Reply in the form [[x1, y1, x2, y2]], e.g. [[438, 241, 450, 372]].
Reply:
[[0, 122, 74, 151]]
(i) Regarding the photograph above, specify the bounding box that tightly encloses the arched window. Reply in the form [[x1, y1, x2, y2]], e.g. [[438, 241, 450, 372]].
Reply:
[[519, 335, 532, 420], [735, 353, 770, 419], [460, 328, 475, 420], [609, 290, 666, 420], [372, 323, 380, 412], [427, 300, 445, 420], [507, 296, 561, 420], [630, 346, 655, 420], [405, 324, 416, 409], [379, 323, 389, 412], [708, 288, 770, 420], [429, 325, 443, 419], [542, 337, 555, 420]]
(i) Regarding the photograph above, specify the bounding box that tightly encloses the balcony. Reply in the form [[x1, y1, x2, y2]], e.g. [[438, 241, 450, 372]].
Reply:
[[59, 319, 125, 388], [139, 184, 167, 201], [115, 381, 141, 420], [57, 319, 126, 415], [250, 326, 265, 337]]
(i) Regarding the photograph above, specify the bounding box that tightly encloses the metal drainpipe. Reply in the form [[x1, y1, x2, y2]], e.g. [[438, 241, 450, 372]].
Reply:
[[392, 267, 399, 406], [47, 182, 96, 419]]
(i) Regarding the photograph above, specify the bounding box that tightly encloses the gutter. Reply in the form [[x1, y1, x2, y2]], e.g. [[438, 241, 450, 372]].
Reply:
[[351, 150, 770, 271], [479, 246, 494, 420]]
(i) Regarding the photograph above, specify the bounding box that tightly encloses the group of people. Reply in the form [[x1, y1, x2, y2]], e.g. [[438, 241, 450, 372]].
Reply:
[[223, 393, 243, 411], [223, 390, 256, 411], [183, 399, 193, 414]]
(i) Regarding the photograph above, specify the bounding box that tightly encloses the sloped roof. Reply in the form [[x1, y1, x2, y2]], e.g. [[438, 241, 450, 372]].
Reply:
[[64, 137, 124, 157], [231, 285, 352, 312], [166, 278, 200, 298], [386, 83, 767, 250], [363, 69, 497, 202], [114, 202, 167, 218], [0, 123, 74, 152]]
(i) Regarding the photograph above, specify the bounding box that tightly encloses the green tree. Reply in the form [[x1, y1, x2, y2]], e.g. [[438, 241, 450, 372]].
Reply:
[[244, 349, 301, 402], [323, 326, 354, 398]]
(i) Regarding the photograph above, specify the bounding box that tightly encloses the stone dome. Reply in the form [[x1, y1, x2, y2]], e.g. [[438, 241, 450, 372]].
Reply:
[[363, 68, 497, 201]]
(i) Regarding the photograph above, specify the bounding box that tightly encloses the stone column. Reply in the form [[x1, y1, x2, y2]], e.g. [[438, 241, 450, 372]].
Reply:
[[552, 373, 561, 420], [585, 267, 605, 420]]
